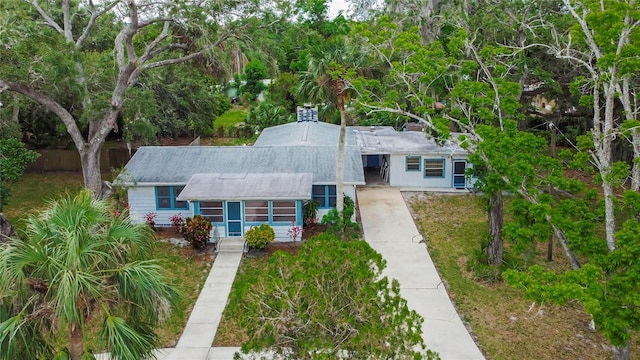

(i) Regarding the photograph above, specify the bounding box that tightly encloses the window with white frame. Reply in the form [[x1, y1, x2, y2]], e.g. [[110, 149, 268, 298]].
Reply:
[[272, 201, 297, 222], [406, 156, 421, 171], [424, 159, 445, 177], [199, 201, 224, 223], [245, 200, 269, 222]]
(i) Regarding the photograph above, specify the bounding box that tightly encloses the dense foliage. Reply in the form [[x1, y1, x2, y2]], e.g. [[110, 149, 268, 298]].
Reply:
[[2, 0, 640, 357], [0, 190, 178, 360], [235, 234, 437, 359]]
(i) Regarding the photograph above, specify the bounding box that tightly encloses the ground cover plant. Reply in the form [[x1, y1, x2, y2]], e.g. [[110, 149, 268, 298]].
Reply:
[[404, 193, 639, 360]]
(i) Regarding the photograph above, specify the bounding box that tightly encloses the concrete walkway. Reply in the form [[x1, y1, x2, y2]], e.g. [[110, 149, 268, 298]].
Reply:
[[357, 187, 485, 359], [95, 247, 244, 360], [160, 249, 243, 359]]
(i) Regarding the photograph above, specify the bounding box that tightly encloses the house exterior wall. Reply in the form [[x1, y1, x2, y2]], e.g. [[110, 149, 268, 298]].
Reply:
[[315, 184, 357, 221], [194, 199, 304, 242], [128, 186, 194, 226], [129, 182, 358, 241], [387, 154, 474, 188], [315, 184, 357, 220]]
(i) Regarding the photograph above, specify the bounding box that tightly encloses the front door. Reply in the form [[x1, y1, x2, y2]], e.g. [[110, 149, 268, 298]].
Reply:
[[226, 202, 242, 237], [453, 160, 467, 189]]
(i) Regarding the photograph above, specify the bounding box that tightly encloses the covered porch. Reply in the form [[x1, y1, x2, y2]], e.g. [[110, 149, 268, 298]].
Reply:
[[177, 172, 311, 241]]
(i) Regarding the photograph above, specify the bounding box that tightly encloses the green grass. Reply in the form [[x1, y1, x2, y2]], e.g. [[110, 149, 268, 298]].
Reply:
[[3, 172, 212, 349], [153, 239, 212, 347], [4, 172, 84, 232], [214, 108, 247, 129], [405, 193, 634, 360]]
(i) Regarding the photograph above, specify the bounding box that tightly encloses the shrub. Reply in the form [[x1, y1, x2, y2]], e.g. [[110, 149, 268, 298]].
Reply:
[[287, 221, 303, 242], [143, 212, 157, 230], [320, 195, 360, 240], [179, 215, 212, 249], [169, 213, 184, 231], [303, 200, 319, 228], [245, 224, 275, 250], [321, 209, 360, 241]]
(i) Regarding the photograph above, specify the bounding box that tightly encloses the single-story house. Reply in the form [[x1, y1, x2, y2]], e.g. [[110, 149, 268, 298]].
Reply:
[[119, 120, 474, 241]]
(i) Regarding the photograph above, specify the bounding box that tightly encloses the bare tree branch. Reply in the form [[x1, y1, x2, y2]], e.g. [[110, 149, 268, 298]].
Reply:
[[0, 79, 86, 151], [76, 0, 120, 48], [27, 0, 65, 35]]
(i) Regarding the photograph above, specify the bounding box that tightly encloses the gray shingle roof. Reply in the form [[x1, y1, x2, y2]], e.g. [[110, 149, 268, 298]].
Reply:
[[254, 121, 357, 147], [121, 146, 365, 185], [177, 173, 313, 201]]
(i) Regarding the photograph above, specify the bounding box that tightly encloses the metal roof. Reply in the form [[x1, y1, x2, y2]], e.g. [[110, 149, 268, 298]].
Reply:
[[254, 121, 357, 147], [351, 126, 469, 156], [177, 173, 313, 200], [121, 146, 365, 185]]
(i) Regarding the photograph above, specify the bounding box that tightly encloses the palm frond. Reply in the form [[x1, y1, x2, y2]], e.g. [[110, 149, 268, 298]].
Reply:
[[99, 313, 158, 360]]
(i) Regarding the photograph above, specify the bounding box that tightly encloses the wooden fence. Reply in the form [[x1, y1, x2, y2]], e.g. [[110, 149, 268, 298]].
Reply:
[[25, 148, 137, 173]]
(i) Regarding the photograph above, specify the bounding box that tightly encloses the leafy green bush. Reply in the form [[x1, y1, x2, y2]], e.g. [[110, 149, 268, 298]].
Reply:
[[320, 195, 360, 240], [179, 215, 212, 249], [303, 200, 319, 227], [245, 101, 292, 132], [245, 224, 275, 250]]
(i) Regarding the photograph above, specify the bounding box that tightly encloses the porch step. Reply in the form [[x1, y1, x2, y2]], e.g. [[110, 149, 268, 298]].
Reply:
[[216, 238, 247, 253]]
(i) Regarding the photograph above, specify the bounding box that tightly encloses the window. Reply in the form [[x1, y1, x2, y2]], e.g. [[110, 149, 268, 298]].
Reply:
[[406, 156, 421, 171], [312, 185, 337, 208], [272, 201, 297, 223], [200, 201, 223, 223], [245, 200, 269, 222], [156, 186, 188, 210], [424, 159, 445, 177]]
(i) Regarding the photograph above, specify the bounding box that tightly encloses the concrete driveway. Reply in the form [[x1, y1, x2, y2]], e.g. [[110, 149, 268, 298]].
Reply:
[[357, 187, 484, 359]]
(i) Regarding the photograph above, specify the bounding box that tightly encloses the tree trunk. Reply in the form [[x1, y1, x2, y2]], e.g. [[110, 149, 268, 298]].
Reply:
[[80, 144, 104, 198], [630, 128, 640, 191], [336, 94, 346, 213], [612, 343, 630, 360], [0, 213, 17, 243], [69, 323, 84, 360], [550, 223, 581, 270], [619, 76, 640, 191], [487, 192, 503, 265], [603, 181, 616, 251]]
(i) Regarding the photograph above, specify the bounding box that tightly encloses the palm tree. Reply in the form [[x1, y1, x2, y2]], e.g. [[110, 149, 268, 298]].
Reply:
[[297, 37, 364, 212], [0, 190, 178, 360]]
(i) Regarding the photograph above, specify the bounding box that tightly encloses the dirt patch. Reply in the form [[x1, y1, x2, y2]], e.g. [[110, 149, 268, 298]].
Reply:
[[302, 223, 329, 240], [246, 241, 303, 258]]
